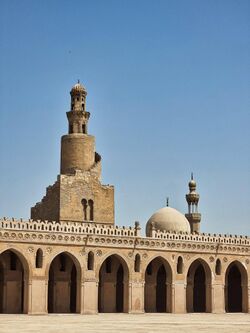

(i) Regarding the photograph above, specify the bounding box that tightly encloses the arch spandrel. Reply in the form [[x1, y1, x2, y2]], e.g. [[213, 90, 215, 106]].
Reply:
[[45, 250, 82, 279], [95, 252, 131, 280], [224, 260, 248, 281], [142, 254, 174, 279], [0, 246, 32, 279], [185, 257, 214, 282]]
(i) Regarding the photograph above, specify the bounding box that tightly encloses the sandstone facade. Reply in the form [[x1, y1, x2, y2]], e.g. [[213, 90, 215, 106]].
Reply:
[[0, 82, 249, 315]]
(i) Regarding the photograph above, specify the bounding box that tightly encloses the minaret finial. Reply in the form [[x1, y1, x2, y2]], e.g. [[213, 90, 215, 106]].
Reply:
[[191, 172, 193, 180], [166, 197, 169, 207], [77, 79, 80, 84]]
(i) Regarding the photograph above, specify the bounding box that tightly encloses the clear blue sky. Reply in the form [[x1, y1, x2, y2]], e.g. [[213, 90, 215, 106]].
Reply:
[[0, 0, 249, 235]]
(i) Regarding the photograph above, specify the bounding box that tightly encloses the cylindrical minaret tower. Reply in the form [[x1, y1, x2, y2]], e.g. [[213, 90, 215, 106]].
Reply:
[[185, 173, 201, 233], [60, 81, 96, 174]]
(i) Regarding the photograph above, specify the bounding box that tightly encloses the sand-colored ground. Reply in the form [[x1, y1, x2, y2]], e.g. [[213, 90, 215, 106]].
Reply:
[[0, 313, 249, 333]]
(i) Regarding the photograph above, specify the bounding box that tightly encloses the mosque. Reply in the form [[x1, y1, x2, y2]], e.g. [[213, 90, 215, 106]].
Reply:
[[0, 82, 249, 314]]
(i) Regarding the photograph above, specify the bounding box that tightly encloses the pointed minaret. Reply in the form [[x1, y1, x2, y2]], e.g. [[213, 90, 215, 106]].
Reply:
[[185, 173, 201, 233]]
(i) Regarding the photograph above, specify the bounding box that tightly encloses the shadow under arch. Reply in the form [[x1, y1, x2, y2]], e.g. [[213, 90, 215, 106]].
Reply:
[[186, 258, 212, 313], [0, 248, 30, 313], [225, 260, 248, 313], [98, 253, 129, 313], [144, 256, 173, 313], [47, 251, 82, 313]]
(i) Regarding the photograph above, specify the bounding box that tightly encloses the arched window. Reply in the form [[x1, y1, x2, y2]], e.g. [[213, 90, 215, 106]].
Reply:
[[134, 254, 140, 272], [35, 248, 43, 268], [87, 251, 94, 270], [81, 199, 87, 221], [177, 256, 183, 274], [88, 199, 94, 221], [215, 259, 221, 275]]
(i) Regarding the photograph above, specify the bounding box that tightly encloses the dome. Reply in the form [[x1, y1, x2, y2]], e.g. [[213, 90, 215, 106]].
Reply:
[[146, 206, 191, 236], [70, 81, 87, 94]]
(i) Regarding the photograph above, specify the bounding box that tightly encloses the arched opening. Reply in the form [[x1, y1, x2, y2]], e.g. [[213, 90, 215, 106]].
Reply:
[[48, 252, 79, 313], [88, 199, 94, 221], [87, 251, 94, 270], [0, 250, 29, 313], [225, 262, 248, 313], [144, 257, 172, 313], [186, 259, 212, 313], [35, 248, 43, 268], [215, 259, 221, 275], [134, 254, 140, 272], [177, 256, 183, 274], [81, 199, 87, 221], [98, 254, 129, 313]]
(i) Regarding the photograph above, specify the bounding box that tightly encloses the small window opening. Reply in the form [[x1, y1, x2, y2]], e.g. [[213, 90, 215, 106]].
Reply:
[[82, 124, 86, 134], [215, 259, 221, 275], [36, 248, 43, 268], [88, 199, 94, 221], [81, 199, 87, 221], [82, 103, 85, 110], [87, 251, 94, 270], [71, 103, 74, 109], [69, 124, 73, 133], [177, 256, 183, 274], [134, 254, 141, 272]]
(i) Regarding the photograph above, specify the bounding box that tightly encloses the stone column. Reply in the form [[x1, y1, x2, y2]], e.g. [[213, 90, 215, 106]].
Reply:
[[81, 277, 98, 314], [28, 277, 47, 314], [172, 281, 186, 313], [129, 280, 144, 313], [212, 282, 225, 313]]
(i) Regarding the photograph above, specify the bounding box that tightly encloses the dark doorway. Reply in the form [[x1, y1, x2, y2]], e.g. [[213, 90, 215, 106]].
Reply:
[[48, 253, 78, 313], [98, 255, 128, 313], [116, 264, 124, 312], [227, 265, 242, 312], [156, 265, 166, 312], [193, 264, 206, 312], [0, 250, 26, 313]]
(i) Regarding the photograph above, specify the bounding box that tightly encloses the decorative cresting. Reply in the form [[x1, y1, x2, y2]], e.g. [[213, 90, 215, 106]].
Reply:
[[185, 173, 201, 233]]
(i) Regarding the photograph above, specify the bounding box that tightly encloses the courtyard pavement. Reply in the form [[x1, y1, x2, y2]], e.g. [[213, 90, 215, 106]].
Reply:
[[0, 313, 249, 333]]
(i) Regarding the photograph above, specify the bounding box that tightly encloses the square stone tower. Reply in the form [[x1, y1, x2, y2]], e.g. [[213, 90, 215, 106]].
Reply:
[[31, 82, 114, 225]]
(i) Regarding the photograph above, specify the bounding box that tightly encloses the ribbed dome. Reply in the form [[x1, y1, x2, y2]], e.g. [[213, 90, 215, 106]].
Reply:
[[146, 207, 191, 236]]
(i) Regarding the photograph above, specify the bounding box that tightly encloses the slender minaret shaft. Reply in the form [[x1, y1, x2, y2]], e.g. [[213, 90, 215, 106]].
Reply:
[[185, 173, 201, 233]]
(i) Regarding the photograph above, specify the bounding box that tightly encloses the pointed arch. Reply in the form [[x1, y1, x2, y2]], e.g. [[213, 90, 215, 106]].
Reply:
[[144, 256, 173, 313], [225, 261, 248, 313], [186, 258, 212, 313], [98, 254, 129, 313], [0, 249, 29, 313], [47, 252, 81, 313]]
